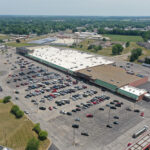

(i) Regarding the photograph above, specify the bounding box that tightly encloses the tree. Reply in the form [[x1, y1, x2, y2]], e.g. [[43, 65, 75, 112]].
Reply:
[[0, 39, 4, 43], [16, 39, 20, 43], [130, 48, 142, 62], [94, 45, 102, 52], [38, 130, 48, 141], [80, 44, 83, 48], [98, 28, 106, 34], [3, 96, 11, 103], [25, 137, 39, 150], [103, 38, 106, 41], [33, 123, 41, 134], [72, 28, 77, 33], [11, 105, 19, 114], [15, 110, 24, 118], [11, 105, 24, 118], [88, 44, 95, 50], [145, 57, 150, 64], [97, 45, 102, 50], [126, 41, 130, 47], [136, 48, 142, 56], [112, 44, 123, 55]]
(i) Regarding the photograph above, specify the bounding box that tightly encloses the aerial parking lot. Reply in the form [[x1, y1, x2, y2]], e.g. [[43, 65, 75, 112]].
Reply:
[[0, 47, 150, 150]]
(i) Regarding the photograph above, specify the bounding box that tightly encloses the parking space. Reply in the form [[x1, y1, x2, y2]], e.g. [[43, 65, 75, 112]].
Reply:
[[0, 48, 149, 150], [114, 61, 150, 79]]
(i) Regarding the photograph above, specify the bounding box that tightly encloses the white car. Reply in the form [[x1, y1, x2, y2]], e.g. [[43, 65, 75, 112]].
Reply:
[[24, 111, 29, 114], [60, 110, 66, 114]]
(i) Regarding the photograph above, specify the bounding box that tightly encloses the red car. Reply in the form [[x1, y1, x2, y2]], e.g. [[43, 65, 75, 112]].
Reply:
[[92, 102, 97, 105], [73, 81, 77, 84], [82, 85, 87, 89], [49, 94, 56, 98], [52, 89, 57, 93], [127, 143, 132, 147], [49, 106, 53, 111], [86, 114, 93, 118]]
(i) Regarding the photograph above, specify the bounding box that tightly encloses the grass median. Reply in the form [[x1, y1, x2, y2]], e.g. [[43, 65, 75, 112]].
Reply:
[[0, 101, 50, 150]]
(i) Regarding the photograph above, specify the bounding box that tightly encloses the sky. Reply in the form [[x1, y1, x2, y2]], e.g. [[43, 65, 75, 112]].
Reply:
[[0, 0, 150, 16]]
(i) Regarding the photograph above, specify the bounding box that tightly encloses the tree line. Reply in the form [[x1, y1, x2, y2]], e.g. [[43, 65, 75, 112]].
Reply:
[[0, 16, 150, 38], [98, 28, 150, 42]]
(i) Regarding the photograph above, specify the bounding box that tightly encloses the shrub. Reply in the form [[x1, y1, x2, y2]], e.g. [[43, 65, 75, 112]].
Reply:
[[11, 105, 24, 118], [39, 130, 48, 141], [25, 137, 39, 150], [11, 105, 19, 114], [3, 96, 11, 103], [88, 44, 95, 50], [126, 41, 130, 47], [16, 110, 24, 118], [80, 44, 83, 48], [94, 45, 102, 51], [33, 123, 41, 134]]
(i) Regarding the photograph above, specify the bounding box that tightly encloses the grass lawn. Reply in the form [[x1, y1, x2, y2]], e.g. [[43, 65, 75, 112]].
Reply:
[[0, 34, 10, 40], [103, 34, 144, 42], [6, 42, 39, 47], [0, 102, 50, 150], [68, 39, 150, 61]]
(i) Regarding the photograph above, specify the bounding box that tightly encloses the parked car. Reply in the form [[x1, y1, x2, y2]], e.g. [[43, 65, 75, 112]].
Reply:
[[113, 121, 119, 125], [114, 116, 119, 119], [126, 107, 132, 111], [86, 114, 93, 118], [134, 109, 140, 113], [39, 107, 46, 110], [75, 118, 80, 122], [106, 124, 112, 128], [81, 132, 89, 136], [99, 107, 104, 111], [67, 112, 72, 116]]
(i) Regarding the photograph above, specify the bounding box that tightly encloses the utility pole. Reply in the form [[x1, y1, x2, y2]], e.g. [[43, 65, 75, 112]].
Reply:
[[73, 128, 75, 146]]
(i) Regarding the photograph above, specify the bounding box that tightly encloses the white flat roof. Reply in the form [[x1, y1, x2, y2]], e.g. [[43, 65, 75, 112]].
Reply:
[[51, 38, 76, 46], [29, 46, 113, 71], [120, 85, 147, 96]]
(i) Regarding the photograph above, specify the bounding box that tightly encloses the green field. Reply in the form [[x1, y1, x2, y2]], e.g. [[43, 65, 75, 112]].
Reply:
[[104, 34, 144, 42], [6, 42, 39, 47], [0, 102, 50, 150], [0, 34, 9, 40]]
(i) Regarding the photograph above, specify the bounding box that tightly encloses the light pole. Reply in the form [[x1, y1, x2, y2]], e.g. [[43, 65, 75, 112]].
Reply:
[[133, 100, 137, 110], [107, 107, 111, 125], [72, 124, 79, 146]]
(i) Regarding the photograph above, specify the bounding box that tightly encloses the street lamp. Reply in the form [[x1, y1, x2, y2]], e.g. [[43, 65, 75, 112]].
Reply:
[[72, 124, 79, 146]]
